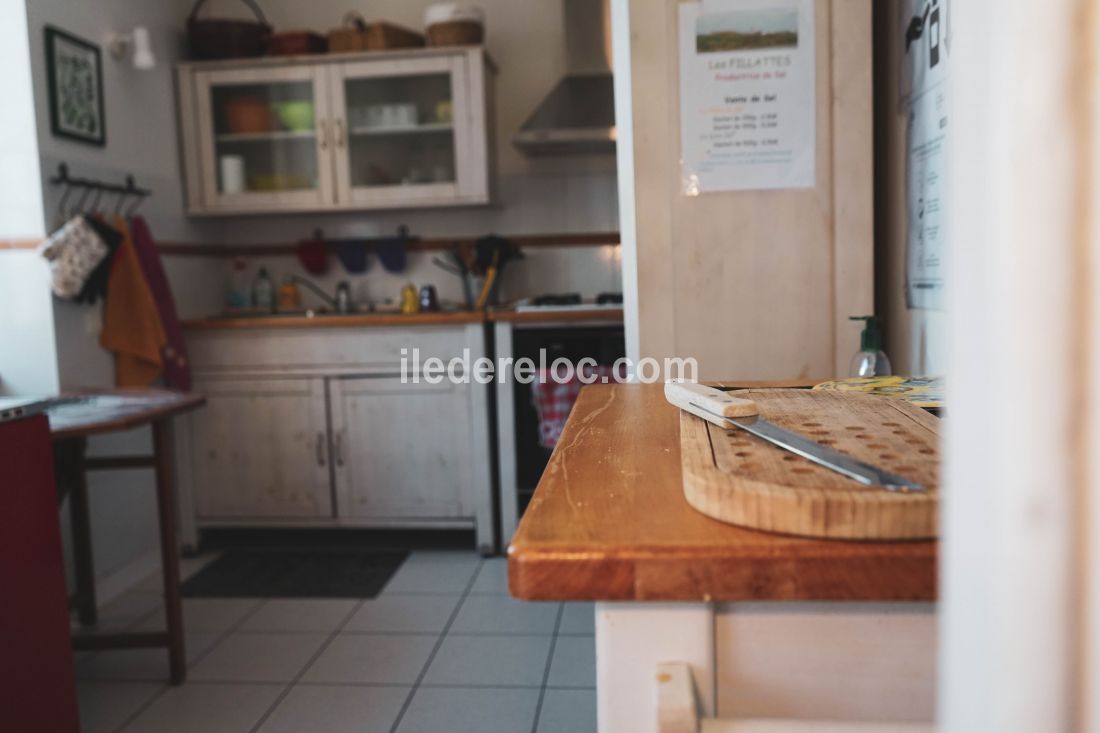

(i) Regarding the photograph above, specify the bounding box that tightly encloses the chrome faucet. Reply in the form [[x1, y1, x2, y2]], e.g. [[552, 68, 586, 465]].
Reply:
[[290, 275, 352, 314]]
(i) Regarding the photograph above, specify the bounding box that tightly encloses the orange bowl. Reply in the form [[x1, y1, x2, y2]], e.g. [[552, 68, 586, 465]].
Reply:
[[224, 96, 272, 134]]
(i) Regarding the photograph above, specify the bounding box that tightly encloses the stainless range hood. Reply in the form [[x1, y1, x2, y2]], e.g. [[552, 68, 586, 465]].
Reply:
[[513, 0, 615, 156]]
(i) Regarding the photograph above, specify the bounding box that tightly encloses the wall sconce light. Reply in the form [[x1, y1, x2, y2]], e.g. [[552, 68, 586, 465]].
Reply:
[[107, 27, 156, 70]]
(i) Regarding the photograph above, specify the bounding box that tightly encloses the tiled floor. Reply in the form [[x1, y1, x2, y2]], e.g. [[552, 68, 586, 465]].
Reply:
[[75, 552, 596, 733]]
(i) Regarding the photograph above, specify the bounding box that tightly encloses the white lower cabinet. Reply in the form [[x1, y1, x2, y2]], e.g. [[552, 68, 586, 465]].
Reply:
[[177, 324, 495, 552], [330, 377, 476, 520], [188, 377, 332, 519]]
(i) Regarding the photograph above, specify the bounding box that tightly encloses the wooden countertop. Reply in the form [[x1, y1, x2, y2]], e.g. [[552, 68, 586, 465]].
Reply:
[[182, 311, 484, 330], [487, 307, 624, 324], [508, 383, 937, 603], [182, 308, 623, 330]]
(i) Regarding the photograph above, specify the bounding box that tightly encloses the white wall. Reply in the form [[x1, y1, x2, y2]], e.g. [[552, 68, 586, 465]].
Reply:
[[0, 1, 56, 396], [0, 251, 59, 395], [0, 0, 45, 238], [22, 0, 218, 586], [25, 0, 227, 379]]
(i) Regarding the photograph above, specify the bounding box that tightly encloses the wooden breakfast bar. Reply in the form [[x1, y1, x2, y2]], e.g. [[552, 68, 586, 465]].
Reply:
[[509, 383, 937, 732]]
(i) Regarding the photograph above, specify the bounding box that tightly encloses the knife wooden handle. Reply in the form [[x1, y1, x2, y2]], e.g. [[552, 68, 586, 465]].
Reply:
[[664, 381, 758, 427]]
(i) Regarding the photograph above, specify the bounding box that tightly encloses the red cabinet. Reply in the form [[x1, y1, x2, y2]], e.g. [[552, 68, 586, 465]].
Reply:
[[0, 413, 79, 732]]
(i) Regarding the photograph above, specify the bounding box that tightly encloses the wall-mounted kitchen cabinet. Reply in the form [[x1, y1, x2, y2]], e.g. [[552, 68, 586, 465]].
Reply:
[[176, 48, 495, 215]]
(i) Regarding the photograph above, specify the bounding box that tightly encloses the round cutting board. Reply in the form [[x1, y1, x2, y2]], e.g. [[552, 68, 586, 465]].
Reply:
[[679, 389, 940, 540]]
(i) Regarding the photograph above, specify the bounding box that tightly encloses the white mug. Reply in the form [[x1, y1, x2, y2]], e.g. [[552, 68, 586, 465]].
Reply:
[[220, 155, 246, 194]]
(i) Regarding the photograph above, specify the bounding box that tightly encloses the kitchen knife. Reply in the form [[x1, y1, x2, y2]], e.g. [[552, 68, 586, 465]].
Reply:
[[664, 381, 924, 492]]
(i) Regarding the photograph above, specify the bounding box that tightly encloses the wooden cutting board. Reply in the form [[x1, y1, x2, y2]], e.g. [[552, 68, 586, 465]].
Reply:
[[679, 389, 940, 540]]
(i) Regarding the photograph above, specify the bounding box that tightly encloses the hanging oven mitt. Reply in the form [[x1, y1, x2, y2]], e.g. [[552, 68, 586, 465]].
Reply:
[[75, 216, 124, 304], [36, 215, 109, 299]]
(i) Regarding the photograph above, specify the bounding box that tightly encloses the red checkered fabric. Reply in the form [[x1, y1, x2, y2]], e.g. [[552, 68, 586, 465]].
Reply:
[[530, 364, 623, 448]]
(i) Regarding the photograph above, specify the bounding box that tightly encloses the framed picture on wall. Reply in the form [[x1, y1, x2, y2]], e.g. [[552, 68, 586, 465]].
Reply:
[[45, 26, 106, 147]]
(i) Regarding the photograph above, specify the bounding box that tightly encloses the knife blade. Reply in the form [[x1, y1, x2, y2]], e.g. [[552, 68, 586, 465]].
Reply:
[[664, 381, 924, 492]]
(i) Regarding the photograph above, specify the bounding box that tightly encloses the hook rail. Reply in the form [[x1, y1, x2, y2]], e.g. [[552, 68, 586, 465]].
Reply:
[[49, 162, 153, 217]]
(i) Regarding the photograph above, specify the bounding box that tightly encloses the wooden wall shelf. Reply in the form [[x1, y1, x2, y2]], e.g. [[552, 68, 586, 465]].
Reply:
[[156, 231, 620, 257]]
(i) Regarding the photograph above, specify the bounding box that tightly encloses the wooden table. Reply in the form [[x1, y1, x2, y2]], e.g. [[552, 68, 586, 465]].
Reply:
[[49, 389, 205, 684], [509, 383, 937, 732]]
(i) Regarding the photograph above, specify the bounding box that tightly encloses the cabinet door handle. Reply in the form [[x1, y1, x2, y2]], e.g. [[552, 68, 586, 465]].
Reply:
[[319, 119, 329, 151], [335, 119, 345, 149], [335, 431, 345, 467], [316, 432, 327, 467]]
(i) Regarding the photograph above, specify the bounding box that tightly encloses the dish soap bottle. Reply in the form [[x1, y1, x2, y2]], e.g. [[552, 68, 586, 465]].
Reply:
[[849, 315, 892, 377], [253, 267, 275, 312], [227, 257, 250, 310], [400, 283, 420, 314]]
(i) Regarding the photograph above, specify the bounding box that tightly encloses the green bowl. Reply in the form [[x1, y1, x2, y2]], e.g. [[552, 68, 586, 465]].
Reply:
[[275, 101, 314, 132]]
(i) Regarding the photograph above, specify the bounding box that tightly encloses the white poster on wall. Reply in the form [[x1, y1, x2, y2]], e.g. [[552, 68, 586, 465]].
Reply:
[[902, 0, 949, 310], [678, 0, 815, 194]]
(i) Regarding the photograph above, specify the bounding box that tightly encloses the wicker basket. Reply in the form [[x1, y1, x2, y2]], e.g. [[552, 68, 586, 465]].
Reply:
[[366, 22, 425, 50], [328, 12, 369, 52], [187, 0, 271, 60], [266, 31, 327, 56], [329, 12, 425, 52], [426, 20, 483, 46]]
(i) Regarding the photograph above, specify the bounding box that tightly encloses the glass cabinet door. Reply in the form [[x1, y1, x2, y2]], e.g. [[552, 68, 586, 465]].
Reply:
[[329, 56, 470, 207], [195, 66, 334, 210]]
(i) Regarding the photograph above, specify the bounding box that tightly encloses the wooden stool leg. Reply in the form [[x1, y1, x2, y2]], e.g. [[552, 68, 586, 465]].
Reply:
[[63, 438, 97, 627], [152, 420, 186, 684]]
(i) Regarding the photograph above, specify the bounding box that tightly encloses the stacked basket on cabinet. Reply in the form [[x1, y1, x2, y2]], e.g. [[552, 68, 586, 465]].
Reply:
[[185, 0, 486, 60]]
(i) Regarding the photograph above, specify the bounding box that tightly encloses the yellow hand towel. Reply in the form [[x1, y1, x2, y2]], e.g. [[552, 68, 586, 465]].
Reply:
[[99, 217, 166, 386]]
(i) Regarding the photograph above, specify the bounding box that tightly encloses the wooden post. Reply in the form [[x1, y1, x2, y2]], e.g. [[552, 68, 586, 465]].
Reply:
[[941, 0, 1100, 730]]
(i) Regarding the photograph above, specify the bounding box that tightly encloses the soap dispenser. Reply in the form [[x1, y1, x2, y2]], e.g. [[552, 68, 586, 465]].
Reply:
[[252, 267, 275, 312], [849, 315, 892, 377]]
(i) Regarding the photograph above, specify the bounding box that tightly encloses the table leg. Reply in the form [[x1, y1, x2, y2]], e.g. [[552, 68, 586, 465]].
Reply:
[[60, 438, 97, 627], [152, 420, 186, 684]]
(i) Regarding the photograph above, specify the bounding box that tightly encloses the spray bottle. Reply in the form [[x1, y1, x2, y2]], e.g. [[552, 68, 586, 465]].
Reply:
[[849, 315, 892, 377]]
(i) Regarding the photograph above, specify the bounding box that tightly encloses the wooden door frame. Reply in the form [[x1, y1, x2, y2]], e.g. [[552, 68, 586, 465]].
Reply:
[[613, 0, 873, 380], [942, 1, 1099, 730]]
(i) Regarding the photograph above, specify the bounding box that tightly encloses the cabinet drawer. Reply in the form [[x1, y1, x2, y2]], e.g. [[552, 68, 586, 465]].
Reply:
[[187, 326, 470, 374]]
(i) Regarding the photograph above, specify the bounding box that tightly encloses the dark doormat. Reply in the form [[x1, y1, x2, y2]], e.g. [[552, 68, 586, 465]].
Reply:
[[181, 549, 408, 599]]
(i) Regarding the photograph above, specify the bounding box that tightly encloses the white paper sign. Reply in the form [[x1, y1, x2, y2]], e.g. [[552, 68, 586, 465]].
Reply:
[[678, 0, 815, 194], [902, 0, 949, 310]]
